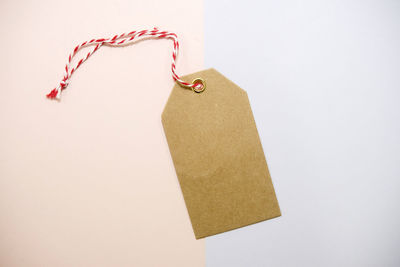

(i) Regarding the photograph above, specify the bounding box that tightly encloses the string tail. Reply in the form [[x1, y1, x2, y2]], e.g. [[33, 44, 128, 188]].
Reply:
[[46, 88, 59, 99], [46, 28, 198, 100]]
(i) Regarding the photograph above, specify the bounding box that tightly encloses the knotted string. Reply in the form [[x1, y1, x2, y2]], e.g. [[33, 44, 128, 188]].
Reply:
[[47, 28, 202, 100]]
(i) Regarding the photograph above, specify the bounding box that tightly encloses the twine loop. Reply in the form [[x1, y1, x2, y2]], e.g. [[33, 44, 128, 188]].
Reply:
[[47, 28, 202, 100]]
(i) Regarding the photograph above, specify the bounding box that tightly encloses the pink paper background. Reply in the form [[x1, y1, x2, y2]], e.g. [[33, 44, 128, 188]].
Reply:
[[0, 0, 204, 266]]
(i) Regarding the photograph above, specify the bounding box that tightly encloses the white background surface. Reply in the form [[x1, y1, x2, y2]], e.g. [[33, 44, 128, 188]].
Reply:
[[205, 0, 400, 266]]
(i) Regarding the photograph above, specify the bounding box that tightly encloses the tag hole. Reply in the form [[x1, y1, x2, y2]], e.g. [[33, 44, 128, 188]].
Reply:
[[192, 78, 206, 93]]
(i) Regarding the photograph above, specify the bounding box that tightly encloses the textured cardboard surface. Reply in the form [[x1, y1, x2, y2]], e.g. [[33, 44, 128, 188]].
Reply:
[[162, 68, 281, 239]]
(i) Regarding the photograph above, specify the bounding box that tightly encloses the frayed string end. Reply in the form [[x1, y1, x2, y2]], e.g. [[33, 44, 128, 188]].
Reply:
[[46, 88, 60, 100]]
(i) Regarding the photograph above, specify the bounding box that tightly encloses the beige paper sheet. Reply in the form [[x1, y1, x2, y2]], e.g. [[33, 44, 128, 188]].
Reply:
[[0, 0, 204, 266], [162, 69, 281, 238]]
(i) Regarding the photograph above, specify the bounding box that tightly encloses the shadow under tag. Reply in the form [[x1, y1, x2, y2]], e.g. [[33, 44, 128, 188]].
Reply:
[[162, 68, 281, 239]]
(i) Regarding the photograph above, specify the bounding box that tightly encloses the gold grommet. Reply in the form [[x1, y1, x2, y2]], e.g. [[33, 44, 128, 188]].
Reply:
[[192, 78, 206, 93]]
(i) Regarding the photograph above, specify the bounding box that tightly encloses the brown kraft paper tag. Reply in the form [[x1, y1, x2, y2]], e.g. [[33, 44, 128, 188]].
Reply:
[[162, 68, 281, 239]]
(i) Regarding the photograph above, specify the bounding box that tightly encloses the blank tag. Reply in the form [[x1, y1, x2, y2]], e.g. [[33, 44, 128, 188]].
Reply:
[[162, 68, 280, 239]]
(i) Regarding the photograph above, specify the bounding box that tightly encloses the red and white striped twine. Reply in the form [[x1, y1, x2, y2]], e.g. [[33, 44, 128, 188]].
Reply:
[[47, 28, 201, 100]]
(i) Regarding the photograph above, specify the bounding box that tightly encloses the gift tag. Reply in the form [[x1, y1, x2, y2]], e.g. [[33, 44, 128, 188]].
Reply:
[[162, 68, 280, 238], [46, 28, 280, 239]]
